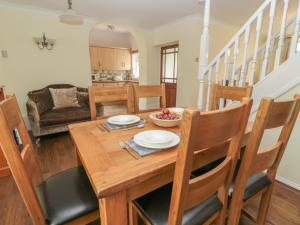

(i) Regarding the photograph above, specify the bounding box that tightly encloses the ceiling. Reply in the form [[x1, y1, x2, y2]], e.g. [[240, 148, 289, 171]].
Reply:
[[1, 0, 265, 29]]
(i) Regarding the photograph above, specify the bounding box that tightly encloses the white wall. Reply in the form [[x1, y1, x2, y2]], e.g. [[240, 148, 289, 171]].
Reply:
[[275, 84, 300, 189], [0, 6, 149, 116], [0, 8, 93, 115], [89, 28, 135, 49], [148, 16, 238, 108], [249, 52, 300, 189]]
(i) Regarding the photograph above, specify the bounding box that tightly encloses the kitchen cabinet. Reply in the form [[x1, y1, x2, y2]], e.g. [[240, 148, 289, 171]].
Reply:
[[89, 46, 132, 71], [90, 46, 100, 71], [115, 48, 132, 70]]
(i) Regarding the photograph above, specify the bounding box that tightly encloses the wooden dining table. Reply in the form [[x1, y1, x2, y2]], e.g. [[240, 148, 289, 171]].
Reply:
[[69, 112, 253, 225]]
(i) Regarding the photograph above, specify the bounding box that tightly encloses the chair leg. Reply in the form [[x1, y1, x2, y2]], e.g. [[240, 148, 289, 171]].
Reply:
[[256, 185, 274, 225], [129, 202, 139, 225], [227, 195, 244, 225], [216, 207, 226, 225]]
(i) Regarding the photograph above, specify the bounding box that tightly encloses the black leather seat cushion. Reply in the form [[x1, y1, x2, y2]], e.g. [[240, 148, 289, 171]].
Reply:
[[192, 159, 272, 201], [133, 184, 222, 225], [239, 172, 272, 201], [35, 166, 98, 225]]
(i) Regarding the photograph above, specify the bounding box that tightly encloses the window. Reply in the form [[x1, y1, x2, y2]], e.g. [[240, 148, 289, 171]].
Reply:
[[161, 44, 178, 83], [132, 51, 140, 79]]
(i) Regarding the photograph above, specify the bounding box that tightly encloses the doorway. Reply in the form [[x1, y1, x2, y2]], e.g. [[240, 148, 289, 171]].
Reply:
[[160, 44, 178, 107]]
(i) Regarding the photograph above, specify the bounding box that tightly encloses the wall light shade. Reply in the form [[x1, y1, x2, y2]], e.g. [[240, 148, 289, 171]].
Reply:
[[59, 9, 83, 25], [33, 33, 56, 50]]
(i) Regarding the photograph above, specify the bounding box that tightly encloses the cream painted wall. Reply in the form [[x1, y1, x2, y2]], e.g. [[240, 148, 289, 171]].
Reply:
[[0, 7, 150, 116], [148, 17, 238, 108], [0, 8, 93, 115]]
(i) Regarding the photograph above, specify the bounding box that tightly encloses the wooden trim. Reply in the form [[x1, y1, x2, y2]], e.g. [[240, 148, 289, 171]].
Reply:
[[0, 165, 11, 177], [65, 210, 99, 225], [160, 44, 179, 84], [89, 45, 131, 50]]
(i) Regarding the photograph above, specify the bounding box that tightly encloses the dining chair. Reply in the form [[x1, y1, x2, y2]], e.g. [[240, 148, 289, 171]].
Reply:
[[192, 84, 253, 178], [228, 95, 300, 225], [129, 98, 252, 225], [210, 84, 253, 110], [132, 83, 166, 113], [88, 83, 134, 120], [0, 95, 99, 225]]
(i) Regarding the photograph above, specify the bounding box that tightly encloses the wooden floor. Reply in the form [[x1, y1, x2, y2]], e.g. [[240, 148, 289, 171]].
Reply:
[[0, 133, 299, 225]]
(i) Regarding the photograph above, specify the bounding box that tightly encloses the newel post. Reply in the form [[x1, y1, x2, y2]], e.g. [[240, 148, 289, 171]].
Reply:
[[198, 0, 211, 110]]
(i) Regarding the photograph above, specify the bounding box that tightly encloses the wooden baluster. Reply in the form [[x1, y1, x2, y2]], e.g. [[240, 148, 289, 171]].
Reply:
[[289, 0, 300, 56], [249, 12, 263, 86], [261, 0, 277, 80], [198, 0, 211, 110], [206, 68, 213, 111], [231, 39, 240, 86], [274, 0, 290, 68], [224, 49, 231, 85], [215, 58, 221, 85], [239, 26, 251, 87]]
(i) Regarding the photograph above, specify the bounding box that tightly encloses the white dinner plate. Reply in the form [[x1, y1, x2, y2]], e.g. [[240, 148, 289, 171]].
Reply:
[[107, 115, 140, 125], [134, 130, 180, 149]]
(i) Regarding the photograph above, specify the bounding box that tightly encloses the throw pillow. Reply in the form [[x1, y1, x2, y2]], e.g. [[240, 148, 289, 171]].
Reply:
[[49, 87, 80, 109], [28, 88, 54, 115]]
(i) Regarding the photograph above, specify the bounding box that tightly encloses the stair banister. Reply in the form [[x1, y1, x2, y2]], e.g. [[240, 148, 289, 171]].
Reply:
[[236, 14, 296, 83], [197, 0, 211, 110], [202, 0, 273, 76], [289, 0, 300, 56], [274, 0, 290, 68], [249, 12, 263, 85], [261, 0, 277, 79]]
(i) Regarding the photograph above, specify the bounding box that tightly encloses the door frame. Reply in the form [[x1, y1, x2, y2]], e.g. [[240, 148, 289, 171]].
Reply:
[[160, 43, 179, 84]]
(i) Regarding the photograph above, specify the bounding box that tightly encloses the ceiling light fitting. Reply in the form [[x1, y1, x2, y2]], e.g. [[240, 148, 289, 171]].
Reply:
[[59, 0, 83, 25]]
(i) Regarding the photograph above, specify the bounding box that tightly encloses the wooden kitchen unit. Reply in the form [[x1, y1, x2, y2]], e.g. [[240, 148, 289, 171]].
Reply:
[[0, 85, 10, 178], [89, 46, 132, 71]]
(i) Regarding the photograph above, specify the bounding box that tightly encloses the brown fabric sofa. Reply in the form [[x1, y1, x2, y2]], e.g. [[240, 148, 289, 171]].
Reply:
[[26, 84, 95, 137]]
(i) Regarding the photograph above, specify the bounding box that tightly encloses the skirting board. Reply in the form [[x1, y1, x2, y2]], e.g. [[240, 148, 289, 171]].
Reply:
[[276, 176, 300, 191]]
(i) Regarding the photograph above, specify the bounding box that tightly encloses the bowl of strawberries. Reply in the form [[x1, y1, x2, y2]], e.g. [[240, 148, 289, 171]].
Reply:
[[149, 108, 183, 128]]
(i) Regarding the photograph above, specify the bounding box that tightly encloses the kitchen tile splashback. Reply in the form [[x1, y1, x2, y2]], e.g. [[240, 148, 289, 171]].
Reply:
[[91, 70, 132, 81]]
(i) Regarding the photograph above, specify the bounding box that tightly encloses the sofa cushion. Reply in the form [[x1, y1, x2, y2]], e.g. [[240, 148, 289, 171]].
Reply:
[[77, 91, 89, 107], [40, 107, 91, 127], [49, 87, 80, 109], [28, 88, 54, 115]]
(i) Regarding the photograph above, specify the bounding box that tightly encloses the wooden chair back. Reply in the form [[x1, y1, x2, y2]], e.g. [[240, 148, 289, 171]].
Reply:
[[88, 84, 134, 120], [0, 96, 45, 225], [229, 95, 300, 224], [133, 83, 166, 113], [168, 98, 252, 225], [211, 84, 253, 110]]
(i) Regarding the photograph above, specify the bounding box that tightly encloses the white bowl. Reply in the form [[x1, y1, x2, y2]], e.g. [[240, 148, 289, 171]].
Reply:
[[149, 113, 182, 128]]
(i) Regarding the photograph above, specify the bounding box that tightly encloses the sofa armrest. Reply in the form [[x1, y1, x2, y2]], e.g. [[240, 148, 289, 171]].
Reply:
[[26, 99, 40, 123]]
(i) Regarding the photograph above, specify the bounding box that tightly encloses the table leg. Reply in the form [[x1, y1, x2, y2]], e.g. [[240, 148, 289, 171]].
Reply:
[[100, 191, 128, 225]]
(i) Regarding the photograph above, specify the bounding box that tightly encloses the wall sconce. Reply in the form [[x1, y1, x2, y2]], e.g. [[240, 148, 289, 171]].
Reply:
[[33, 33, 56, 50]]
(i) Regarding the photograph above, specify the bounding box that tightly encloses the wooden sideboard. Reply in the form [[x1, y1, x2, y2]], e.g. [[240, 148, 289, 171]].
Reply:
[[0, 86, 11, 177]]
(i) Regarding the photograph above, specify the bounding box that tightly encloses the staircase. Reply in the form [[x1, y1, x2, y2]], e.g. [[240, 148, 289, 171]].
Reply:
[[198, 0, 300, 111]]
